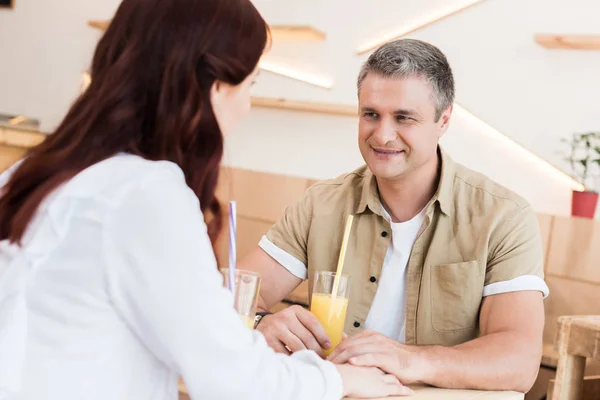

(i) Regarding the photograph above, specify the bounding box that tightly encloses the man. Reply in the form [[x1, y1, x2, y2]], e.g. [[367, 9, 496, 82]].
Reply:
[[239, 39, 548, 393]]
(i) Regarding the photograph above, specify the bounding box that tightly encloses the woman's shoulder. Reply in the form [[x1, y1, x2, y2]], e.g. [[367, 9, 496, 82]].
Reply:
[[58, 154, 191, 206], [92, 153, 184, 183]]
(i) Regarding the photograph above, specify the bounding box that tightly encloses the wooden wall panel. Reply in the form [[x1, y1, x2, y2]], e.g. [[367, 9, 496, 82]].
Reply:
[[215, 167, 313, 307], [544, 276, 600, 344], [542, 277, 600, 376], [216, 167, 308, 222], [214, 215, 272, 268], [546, 216, 600, 284], [547, 375, 600, 400], [237, 217, 272, 262], [0, 145, 26, 173], [0, 128, 45, 148], [306, 179, 319, 189], [214, 230, 228, 269], [526, 366, 556, 400], [537, 213, 554, 271]]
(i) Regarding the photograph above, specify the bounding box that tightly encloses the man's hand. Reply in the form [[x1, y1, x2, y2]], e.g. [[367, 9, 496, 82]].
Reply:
[[330, 291, 544, 392], [327, 329, 428, 385], [256, 305, 332, 357]]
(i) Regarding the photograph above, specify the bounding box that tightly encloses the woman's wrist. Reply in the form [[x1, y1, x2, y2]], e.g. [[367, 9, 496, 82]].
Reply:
[[335, 364, 350, 396]]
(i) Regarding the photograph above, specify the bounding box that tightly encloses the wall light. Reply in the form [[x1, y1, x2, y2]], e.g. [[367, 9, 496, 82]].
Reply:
[[356, 0, 486, 54], [453, 103, 584, 191], [8, 116, 26, 125], [258, 58, 334, 89]]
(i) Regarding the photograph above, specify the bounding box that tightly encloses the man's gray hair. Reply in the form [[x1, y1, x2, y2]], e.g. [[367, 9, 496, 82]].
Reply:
[[357, 39, 455, 121]]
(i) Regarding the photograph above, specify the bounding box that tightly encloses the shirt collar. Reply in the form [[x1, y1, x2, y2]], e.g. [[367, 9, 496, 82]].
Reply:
[[355, 147, 455, 217], [434, 148, 455, 216]]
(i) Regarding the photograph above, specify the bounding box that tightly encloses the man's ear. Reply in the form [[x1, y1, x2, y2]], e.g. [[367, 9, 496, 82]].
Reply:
[[438, 104, 453, 138]]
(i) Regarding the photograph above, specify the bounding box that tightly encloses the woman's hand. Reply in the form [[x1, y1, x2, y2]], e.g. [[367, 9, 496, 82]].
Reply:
[[336, 364, 414, 398]]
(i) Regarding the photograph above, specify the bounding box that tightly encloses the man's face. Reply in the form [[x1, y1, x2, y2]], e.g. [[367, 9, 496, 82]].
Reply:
[[358, 73, 452, 181]]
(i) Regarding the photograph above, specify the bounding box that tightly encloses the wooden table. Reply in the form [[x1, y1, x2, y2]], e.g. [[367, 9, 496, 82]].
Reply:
[[551, 316, 600, 400], [179, 381, 523, 399], [344, 385, 523, 399]]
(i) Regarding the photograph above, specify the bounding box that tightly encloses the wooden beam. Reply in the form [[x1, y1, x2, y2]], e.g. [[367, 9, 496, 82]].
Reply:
[[251, 97, 357, 117], [88, 20, 326, 41], [0, 128, 45, 149], [269, 25, 325, 42], [0, 0, 15, 9], [88, 20, 110, 31], [87, 19, 332, 88], [535, 34, 600, 50], [0, 146, 27, 173]]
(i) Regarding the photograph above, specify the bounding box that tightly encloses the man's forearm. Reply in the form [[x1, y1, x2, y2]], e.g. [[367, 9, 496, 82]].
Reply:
[[256, 295, 270, 313], [418, 332, 541, 393]]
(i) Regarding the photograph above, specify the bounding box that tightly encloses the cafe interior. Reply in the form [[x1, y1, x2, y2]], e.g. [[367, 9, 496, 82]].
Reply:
[[1, 0, 600, 399]]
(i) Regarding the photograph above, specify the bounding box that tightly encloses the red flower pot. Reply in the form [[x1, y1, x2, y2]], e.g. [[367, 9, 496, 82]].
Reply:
[[571, 190, 599, 219]]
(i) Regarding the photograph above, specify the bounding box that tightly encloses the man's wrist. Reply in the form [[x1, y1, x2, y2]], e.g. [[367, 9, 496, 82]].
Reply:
[[411, 345, 441, 385], [253, 311, 272, 329]]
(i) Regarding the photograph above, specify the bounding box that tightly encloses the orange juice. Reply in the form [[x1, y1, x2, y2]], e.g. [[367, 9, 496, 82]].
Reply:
[[310, 293, 349, 355], [241, 315, 255, 329]]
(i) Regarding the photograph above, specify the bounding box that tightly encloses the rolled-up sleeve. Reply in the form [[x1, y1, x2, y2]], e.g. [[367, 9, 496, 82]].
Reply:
[[485, 205, 549, 298], [261, 189, 314, 280]]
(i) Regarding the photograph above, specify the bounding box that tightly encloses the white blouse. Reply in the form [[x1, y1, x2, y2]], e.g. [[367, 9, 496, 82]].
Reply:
[[0, 155, 342, 400]]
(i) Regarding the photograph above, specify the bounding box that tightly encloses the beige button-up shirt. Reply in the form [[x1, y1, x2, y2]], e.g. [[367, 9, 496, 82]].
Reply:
[[264, 149, 547, 346]]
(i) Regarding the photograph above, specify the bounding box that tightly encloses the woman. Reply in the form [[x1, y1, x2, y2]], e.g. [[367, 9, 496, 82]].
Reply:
[[0, 0, 412, 399]]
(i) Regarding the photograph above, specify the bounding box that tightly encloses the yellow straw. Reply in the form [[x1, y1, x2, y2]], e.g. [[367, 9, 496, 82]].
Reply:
[[331, 214, 354, 299]]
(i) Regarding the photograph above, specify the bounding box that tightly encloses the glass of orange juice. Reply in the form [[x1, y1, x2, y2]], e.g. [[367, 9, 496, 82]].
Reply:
[[220, 269, 261, 329], [310, 271, 351, 356]]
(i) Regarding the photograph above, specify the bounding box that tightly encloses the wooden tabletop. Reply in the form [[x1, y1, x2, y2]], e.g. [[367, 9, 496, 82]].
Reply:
[[344, 385, 523, 400], [179, 381, 523, 399], [561, 317, 600, 360], [551, 316, 600, 400]]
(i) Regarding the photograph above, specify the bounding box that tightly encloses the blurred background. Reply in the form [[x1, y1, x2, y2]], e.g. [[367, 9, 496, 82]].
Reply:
[[2, 0, 600, 215], [1, 1, 600, 398]]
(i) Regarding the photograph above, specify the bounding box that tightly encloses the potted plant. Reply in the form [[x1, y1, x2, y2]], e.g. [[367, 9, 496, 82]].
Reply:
[[562, 131, 600, 218]]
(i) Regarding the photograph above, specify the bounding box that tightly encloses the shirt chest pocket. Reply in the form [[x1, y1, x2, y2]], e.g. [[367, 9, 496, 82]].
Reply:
[[430, 261, 485, 332]]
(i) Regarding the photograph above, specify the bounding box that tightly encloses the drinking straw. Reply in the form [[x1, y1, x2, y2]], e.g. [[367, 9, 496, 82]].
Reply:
[[228, 201, 237, 295], [331, 214, 353, 299]]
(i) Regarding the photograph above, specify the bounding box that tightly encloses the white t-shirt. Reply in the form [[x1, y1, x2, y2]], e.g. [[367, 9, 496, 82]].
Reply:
[[363, 207, 426, 343], [0, 155, 342, 400]]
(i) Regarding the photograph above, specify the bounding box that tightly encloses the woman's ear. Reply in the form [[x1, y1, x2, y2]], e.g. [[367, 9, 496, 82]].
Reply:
[[210, 80, 222, 108]]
